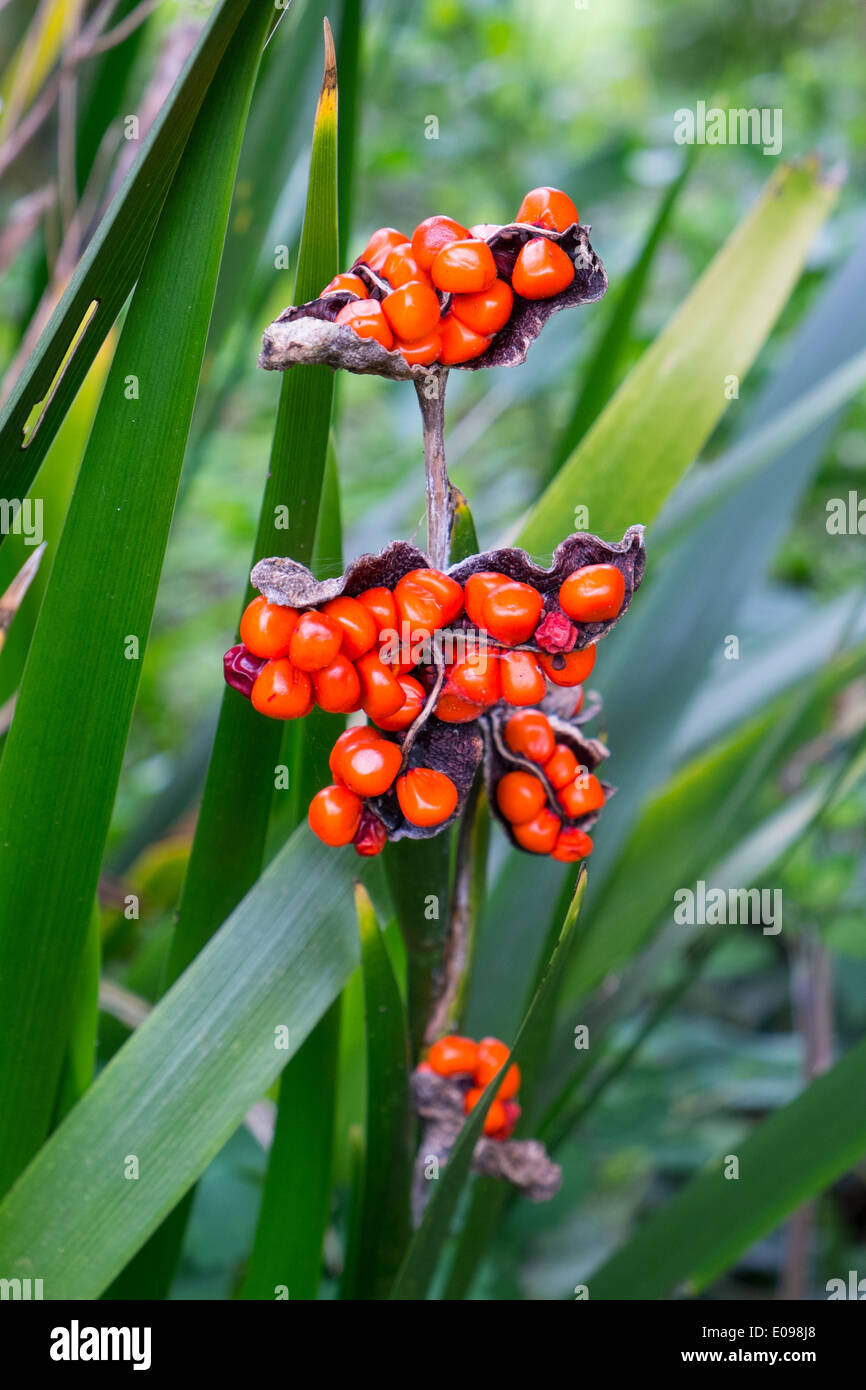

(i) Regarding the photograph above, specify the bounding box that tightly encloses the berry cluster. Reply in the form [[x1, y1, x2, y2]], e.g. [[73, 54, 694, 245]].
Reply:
[[419, 1034, 521, 1140], [320, 186, 581, 367], [497, 709, 601, 860]]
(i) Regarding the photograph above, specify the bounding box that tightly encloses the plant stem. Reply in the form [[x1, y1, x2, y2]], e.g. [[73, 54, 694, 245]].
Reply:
[[424, 777, 488, 1045], [414, 368, 452, 569]]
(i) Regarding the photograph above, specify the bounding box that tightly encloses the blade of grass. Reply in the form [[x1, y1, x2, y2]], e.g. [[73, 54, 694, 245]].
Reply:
[[0, 0, 258, 508], [343, 884, 411, 1299], [0, 0, 272, 1199], [390, 872, 587, 1301], [517, 160, 839, 556], [0, 828, 365, 1298]]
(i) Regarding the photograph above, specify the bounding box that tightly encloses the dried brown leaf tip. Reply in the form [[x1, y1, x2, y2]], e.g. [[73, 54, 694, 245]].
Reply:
[[259, 186, 606, 381], [225, 524, 644, 859], [411, 1038, 560, 1219]]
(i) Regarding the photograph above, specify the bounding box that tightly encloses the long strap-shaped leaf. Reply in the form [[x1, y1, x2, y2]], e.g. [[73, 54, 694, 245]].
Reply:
[[588, 1030, 866, 1299], [0, 0, 260, 510], [517, 161, 839, 556], [390, 872, 587, 1301], [0, 828, 362, 1299], [0, 0, 273, 1198]]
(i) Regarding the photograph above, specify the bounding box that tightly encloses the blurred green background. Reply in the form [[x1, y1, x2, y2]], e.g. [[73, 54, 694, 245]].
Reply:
[[0, 0, 864, 1299]]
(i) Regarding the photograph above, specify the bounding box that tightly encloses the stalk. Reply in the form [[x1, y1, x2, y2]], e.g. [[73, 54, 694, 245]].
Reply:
[[414, 368, 452, 569]]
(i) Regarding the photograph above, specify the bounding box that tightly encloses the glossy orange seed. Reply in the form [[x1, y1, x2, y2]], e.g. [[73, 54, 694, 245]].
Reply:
[[355, 651, 406, 720], [396, 330, 441, 365], [312, 653, 362, 713], [337, 737, 402, 797], [543, 743, 579, 790], [382, 280, 442, 343], [308, 783, 363, 846], [481, 581, 543, 645], [239, 596, 299, 660], [448, 648, 500, 706], [559, 564, 626, 622], [503, 710, 555, 764], [464, 571, 511, 627], [382, 243, 432, 289], [516, 186, 579, 232], [464, 1087, 507, 1137], [437, 312, 491, 365], [435, 688, 486, 723], [431, 239, 497, 294], [551, 826, 594, 862], [427, 1034, 478, 1076], [475, 1036, 521, 1100], [396, 767, 458, 826], [356, 586, 398, 636], [371, 674, 427, 731], [496, 770, 547, 824], [288, 610, 343, 671], [321, 272, 369, 299], [329, 726, 383, 781], [557, 773, 605, 820], [512, 806, 561, 854], [321, 595, 378, 661], [251, 659, 313, 720], [411, 215, 470, 271], [451, 277, 514, 335], [538, 644, 597, 687], [335, 299, 394, 350], [511, 237, 575, 300], [358, 226, 408, 272], [499, 650, 547, 706]]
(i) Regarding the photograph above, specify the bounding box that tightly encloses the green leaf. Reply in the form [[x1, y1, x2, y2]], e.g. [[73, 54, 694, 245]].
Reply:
[[517, 161, 839, 557], [386, 834, 453, 1061], [0, 0, 260, 511], [0, 828, 363, 1298], [344, 884, 411, 1299], [390, 871, 587, 1301], [239, 999, 342, 1300], [0, 0, 272, 1198], [588, 1031, 866, 1299]]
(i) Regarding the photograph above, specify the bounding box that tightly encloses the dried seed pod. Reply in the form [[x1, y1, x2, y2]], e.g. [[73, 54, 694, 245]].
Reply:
[[259, 222, 606, 380]]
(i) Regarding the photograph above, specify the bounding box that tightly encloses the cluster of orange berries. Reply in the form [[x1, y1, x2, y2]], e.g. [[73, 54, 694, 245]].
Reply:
[[498, 709, 603, 861], [322, 186, 580, 367], [226, 557, 624, 854], [420, 1034, 521, 1140]]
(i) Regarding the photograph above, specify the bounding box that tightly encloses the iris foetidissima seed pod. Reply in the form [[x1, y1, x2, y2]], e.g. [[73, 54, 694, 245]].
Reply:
[[225, 527, 641, 855]]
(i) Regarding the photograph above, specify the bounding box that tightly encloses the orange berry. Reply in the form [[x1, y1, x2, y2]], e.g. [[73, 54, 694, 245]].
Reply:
[[321, 596, 378, 660], [239, 596, 299, 659], [371, 674, 426, 731], [396, 331, 441, 365], [329, 726, 383, 781], [481, 581, 543, 645], [431, 239, 497, 294], [559, 564, 626, 622], [251, 659, 313, 720], [336, 299, 394, 350], [358, 226, 408, 272], [382, 243, 432, 288], [496, 770, 547, 824], [504, 710, 555, 764], [464, 570, 510, 627], [382, 280, 441, 343], [538, 645, 596, 686], [427, 1034, 478, 1076], [500, 650, 547, 706], [543, 744, 579, 790], [437, 312, 491, 365], [355, 651, 406, 720], [475, 1036, 521, 1100], [435, 688, 485, 723], [558, 773, 605, 819], [451, 278, 513, 335], [513, 807, 561, 854], [396, 767, 458, 826], [288, 610, 343, 671], [312, 653, 362, 713], [464, 1087, 507, 1137], [356, 586, 398, 636], [410, 569, 464, 623], [308, 783, 363, 846], [411, 215, 470, 271], [448, 646, 500, 706], [337, 736, 402, 797], [394, 568, 463, 639], [321, 272, 369, 298], [512, 237, 575, 300], [516, 186, 579, 232], [551, 827, 594, 862]]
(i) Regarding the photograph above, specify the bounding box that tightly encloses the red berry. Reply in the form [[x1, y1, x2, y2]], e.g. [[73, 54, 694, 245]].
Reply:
[[411, 215, 470, 271], [559, 565, 626, 622], [500, 649, 546, 706], [464, 571, 510, 627], [394, 568, 463, 640], [312, 653, 361, 713], [504, 710, 555, 764], [557, 773, 605, 819], [382, 243, 432, 288], [513, 807, 561, 854], [551, 827, 594, 862], [475, 1036, 521, 1100], [481, 581, 543, 645], [437, 312, 491, 365], [355, 652, 406, 720], [451, 278, 513, 335], [496, 770, 547, 824], [543, 743, 579, 790], [356, 586, 398, 636], [371, 674, 426, 731], [396, 767, 458, 826], [308, 783, 363, 846], [321, 596, 378, 661], [289, 610, 343, 671], [512, 237, 575, 300], [516, 186, 579, 232], [427, 1034, 478, 1076], [239, 596, 299, 659], [338, 737, 402, 797], [382, 280, 442, 343], [329, 726, 383, 781], [336, 299, 394, 350], [538, 645, 596, 686], [432, 239, 497, 294], [251, 659, 313, 719], [447, 646, 500, 706]]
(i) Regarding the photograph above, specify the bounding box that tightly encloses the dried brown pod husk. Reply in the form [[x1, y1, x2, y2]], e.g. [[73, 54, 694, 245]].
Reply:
[[410, 1068, 561, 1225], [258, 222, 606, 380]]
